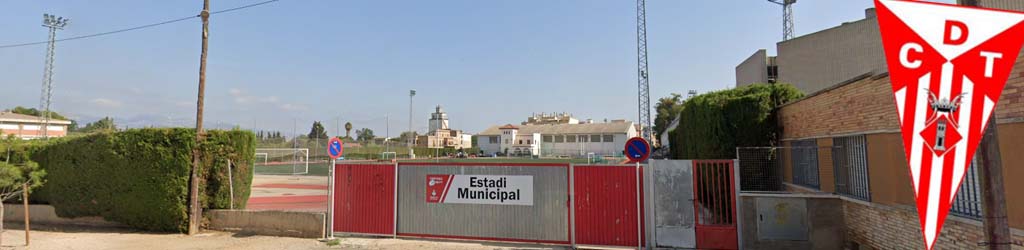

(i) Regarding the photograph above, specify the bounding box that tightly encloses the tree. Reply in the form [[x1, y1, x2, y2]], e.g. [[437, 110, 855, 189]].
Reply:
[[0, 137, 44, 246], [9, 106, 75, 131], [356, 128, 376, 142], [399, 131, 419, 145], [344, 122, 353, 139], [78, 117, 116, 133], [308, 121, 327, 139], [653, 93, 685, 141]]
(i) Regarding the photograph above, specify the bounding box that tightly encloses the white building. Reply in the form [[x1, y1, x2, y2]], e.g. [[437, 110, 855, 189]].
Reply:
[[475, 120, 639, 157], [417, 105, 473, 149], [0, 112, 72, 139]]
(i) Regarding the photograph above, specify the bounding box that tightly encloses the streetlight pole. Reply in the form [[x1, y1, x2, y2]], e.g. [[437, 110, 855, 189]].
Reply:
[[408, 90, 416, 159]]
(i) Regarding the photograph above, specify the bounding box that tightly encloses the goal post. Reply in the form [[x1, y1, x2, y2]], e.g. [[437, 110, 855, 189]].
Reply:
[[254, 148, 309, 175], [382, 152, 397, 160]]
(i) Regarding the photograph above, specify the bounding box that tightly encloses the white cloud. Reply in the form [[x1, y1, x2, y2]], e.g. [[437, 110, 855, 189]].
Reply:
[[279, 103, 308, 111], [90, 98, 122, 108], [229, 88, 280, 104]]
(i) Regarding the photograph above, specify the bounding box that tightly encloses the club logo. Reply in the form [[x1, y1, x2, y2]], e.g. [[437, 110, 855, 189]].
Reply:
[[875, 0, 1024, 249]]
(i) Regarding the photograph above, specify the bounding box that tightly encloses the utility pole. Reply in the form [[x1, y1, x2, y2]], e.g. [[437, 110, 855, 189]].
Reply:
[[386, 115, 390, 155], [960, 1, 1011, 249], [408, 90, 416, 159], [40, 14, 69, 140], [188, 0, 210, 236]]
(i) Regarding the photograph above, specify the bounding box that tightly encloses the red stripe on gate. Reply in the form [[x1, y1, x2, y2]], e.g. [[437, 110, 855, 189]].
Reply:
[[333, 163, 395, 235], [572, 165, 645, 247], [440, 174, 454, 203]]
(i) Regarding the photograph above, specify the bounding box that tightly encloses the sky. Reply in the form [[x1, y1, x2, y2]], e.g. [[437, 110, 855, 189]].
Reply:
[[0, 0, 956, 138]]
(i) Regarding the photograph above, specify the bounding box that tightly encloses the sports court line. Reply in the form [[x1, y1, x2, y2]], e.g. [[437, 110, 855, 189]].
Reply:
[[252, 184, 329, 190]]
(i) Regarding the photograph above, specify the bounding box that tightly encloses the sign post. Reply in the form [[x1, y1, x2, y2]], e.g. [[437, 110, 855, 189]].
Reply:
[[326, 137, 344, 239], [624, 136, 649, 250], [874, 1, 1024, 248]]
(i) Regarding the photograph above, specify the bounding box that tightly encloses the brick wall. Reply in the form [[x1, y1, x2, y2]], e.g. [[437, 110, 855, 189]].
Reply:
[[844, 200, 1024, 250], [778, 52, 1024, 140], [778, 75, 899, 140]]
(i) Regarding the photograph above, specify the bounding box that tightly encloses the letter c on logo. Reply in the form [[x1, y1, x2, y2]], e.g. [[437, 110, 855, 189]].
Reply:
[[900, 43, 923, 69]]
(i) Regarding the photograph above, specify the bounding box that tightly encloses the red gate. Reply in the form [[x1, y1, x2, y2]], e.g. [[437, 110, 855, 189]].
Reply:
[[693, 160, 738, 249], [573, 165, 645, 248], [333, 163, 395, 235]]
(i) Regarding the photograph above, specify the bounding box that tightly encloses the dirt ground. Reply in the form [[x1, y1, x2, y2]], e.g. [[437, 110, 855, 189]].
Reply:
[[0, 225, 567, 250]]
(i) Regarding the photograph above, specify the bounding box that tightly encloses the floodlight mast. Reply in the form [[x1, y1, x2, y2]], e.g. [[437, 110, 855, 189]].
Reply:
[[39, 14, 69, 140], [767, 0, 796, 41]]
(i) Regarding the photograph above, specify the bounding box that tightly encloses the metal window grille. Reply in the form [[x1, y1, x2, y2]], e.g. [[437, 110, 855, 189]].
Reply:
[[736, 147, 784, 192], [791, 140, 820, 189], [832, 135, 870, 201], [950, 156, 983, 220]]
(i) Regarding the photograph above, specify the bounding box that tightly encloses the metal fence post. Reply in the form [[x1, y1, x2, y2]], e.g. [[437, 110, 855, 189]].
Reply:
[[228, 159, 234, 210], [328, 158, 335, 239], [569, 163, 576, 248], [393, 161, 399, 238], [636, 161, 642, 250]]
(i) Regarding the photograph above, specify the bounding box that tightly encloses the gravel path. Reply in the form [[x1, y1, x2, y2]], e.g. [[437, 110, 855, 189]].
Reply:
[[0, 225, 567, 250]]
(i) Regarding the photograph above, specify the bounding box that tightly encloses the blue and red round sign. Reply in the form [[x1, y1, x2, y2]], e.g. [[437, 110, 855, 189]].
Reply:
[[327, 137, 344, 159], [625, 137, 650, 163]]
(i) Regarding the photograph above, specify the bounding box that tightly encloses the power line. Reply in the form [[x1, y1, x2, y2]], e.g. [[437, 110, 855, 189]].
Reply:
[[0, 0, 281, 49]]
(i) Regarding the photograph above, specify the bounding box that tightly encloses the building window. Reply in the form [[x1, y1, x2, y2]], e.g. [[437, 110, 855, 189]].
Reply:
[[591, 135, 601, 142], [791, 139, 820, 189], [489, 136, 498, 143], [832, 135, 870, 201], [505, 139, 509, 144], [543, 136, 553, 143], [566, 135, 577, 143], [602, 134, 614, 142], [951, 156, 983, 220], [518, 140, 523, 145], [527, 140, 531, 144], [580, 136, 588, 143], [555, 135, 565, 143]]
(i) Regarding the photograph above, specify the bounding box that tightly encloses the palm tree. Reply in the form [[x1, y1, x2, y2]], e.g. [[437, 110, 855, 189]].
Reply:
[[344, 122, 353, 139]]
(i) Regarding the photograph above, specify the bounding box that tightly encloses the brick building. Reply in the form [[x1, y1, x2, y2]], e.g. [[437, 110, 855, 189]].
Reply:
[[741, 1, 1024, 248]]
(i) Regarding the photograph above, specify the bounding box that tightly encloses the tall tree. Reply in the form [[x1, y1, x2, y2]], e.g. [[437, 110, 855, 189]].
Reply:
[[356, 128, 376, 142], [308, 121, 327, 139], [653, 93, 685, 140], [78, 117, 116, 133], [344, 122, 353, 138]]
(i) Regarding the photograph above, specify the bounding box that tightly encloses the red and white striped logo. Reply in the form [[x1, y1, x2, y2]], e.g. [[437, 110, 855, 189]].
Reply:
[[875, 1, 1024, 249]]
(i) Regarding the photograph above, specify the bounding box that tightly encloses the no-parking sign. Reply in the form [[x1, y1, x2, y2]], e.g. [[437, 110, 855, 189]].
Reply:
[[624, 137, 650, 163], [327, 137, 344, 159]]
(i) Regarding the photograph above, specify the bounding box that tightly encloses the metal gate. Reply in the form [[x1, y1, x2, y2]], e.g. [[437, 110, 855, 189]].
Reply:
[[649, 159, 696, 248], [573, 164, 644, 248], [693, 160, 738, 249], [332, 163, 396, 236]]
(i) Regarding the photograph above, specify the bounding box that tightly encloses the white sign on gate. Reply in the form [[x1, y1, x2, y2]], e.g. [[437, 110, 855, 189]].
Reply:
[[426, 175, 534, 206]]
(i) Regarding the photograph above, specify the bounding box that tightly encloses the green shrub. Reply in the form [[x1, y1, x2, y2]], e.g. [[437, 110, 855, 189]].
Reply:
[[669, 83, 803, 159], [29, 128, 254, 232]]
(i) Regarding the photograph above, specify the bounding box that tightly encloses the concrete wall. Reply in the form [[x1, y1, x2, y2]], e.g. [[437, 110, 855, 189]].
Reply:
[[739, 194, 845, 250], [736, 49, 770, 88], [977, 0, 1024, 11], [776, 10, 885, 95], [2, 204, 123, 228], [205, 210, 326, 238]]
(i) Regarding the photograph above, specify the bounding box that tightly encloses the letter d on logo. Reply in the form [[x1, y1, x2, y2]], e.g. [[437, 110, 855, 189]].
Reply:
[[944, 20, 968, 45]]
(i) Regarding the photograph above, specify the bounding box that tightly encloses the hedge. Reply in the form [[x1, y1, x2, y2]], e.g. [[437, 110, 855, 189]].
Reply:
[[669, 83, 803, 159], [30, 128, 254, 232]]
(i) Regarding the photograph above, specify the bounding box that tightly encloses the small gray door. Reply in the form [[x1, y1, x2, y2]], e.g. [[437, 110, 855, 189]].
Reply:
[[650, 160, 696, 248]]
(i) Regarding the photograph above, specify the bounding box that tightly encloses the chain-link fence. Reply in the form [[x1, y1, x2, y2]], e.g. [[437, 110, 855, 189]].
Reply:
[[736, 147, 785, 192]]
